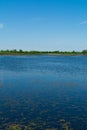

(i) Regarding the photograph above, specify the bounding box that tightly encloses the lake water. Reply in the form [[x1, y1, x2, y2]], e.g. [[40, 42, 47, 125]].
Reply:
[[0, 55, 87, 130]]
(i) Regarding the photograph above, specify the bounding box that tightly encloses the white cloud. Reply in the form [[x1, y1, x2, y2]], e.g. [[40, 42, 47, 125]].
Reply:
[[0, 23, 4, 29], [80, 20, 87, 25]]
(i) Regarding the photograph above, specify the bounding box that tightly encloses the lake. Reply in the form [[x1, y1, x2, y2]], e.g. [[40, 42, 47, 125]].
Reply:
[[0, 55, 87, 130]]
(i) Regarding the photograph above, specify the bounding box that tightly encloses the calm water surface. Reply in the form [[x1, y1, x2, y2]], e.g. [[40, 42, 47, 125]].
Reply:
[[0, 55, 87, 130]]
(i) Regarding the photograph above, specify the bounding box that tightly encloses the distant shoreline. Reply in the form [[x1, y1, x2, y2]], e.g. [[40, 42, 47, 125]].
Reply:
[[0, 50, 87, 56], [0, 53, 86, 56]]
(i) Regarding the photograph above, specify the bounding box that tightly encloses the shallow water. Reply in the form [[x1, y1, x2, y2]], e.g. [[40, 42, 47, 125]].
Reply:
[[0, 55, 87, 129]]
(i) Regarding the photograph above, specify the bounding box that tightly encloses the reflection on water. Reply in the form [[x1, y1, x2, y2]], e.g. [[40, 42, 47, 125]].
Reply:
[[0, 55, 87, 130]]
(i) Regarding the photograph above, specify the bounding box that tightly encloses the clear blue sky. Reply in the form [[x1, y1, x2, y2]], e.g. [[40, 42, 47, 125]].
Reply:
[[0, 0, 87, 51]]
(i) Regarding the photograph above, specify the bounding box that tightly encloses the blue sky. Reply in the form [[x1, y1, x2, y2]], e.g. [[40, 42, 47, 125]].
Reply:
[[0, 0, 87, 51]]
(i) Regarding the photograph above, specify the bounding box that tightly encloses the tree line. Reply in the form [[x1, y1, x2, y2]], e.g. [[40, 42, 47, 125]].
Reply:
[[0, 49, 87, 55]]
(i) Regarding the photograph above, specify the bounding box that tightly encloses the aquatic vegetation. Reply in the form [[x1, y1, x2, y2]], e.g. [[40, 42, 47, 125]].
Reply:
[[6, 125, 22, 130], [0, 56, 87, 130]]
